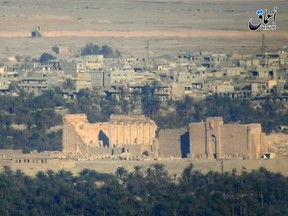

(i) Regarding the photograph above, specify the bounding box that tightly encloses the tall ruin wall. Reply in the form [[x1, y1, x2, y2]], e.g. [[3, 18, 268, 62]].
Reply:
[[158, 128, 189, 158], [62, 114, 157, 157], [189, 117, 267, 160]]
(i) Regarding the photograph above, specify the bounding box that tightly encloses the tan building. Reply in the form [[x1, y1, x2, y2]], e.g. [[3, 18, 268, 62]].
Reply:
[[251, 80, 277, 95], [189, 117, 267, 160], [63, 114, 157, 157], [0, 150, 74, 171]]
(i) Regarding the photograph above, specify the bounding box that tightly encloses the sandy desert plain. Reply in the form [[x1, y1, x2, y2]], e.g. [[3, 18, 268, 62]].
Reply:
[[0, 0, 287, 59], [0, 0, 288, 176]]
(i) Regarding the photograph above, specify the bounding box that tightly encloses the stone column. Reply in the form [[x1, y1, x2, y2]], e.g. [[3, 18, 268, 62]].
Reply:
[[137, 122, 140, 144], [144, 123, 150, 145]]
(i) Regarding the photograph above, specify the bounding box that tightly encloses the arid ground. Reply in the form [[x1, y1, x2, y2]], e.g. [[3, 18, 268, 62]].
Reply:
[[0, 0, 287, 59]]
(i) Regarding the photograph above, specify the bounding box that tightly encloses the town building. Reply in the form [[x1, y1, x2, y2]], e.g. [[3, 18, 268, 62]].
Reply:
[[0, 66, 18, 92]]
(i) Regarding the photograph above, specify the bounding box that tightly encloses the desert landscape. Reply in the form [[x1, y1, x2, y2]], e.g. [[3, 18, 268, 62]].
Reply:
[[0, 0, 287, 59]]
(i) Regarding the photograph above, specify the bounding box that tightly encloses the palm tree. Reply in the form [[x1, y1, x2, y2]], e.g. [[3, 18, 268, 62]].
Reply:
[[115, 167, 128, 180], [181, 163, 194, 183]]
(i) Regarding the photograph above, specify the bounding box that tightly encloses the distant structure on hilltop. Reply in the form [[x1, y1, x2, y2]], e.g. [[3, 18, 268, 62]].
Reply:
[[31, 26, 41, 38]]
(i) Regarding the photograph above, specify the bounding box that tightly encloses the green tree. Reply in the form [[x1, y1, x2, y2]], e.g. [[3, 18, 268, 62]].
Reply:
[[39, 52, 56, 63], [115, 167, 128, 180]]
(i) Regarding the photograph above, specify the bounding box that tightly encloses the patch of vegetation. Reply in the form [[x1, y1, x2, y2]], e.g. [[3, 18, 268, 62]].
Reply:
[[80, 43, 121, 58], [0, 165, 287, 215], [39, 52, 57, 63]]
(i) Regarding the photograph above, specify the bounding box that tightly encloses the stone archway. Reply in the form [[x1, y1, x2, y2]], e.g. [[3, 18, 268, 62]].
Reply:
[[98, 130, 109, 147], [209, 135, 218, 159]]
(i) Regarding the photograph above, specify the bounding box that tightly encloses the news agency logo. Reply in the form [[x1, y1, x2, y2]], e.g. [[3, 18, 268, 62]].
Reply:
[[248, 6, 277, 31]]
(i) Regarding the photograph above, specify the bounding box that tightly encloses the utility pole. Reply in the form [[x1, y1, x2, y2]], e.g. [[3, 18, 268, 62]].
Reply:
[[145, 40, 151, 62], [261, 34, 267, 66], [261, 34, 266, 54]]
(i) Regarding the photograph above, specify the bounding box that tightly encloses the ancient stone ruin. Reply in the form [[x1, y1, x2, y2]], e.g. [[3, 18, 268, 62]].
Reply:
[[63, 114, 157, 159], [189, 117, 267, 160], [63, 114, 269, 160]]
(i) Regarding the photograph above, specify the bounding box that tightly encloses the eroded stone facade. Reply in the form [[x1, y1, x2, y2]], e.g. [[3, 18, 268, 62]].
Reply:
[[63, 114, 157, 157], [189, 117, 267, 160], [63, 114, 268, 160]]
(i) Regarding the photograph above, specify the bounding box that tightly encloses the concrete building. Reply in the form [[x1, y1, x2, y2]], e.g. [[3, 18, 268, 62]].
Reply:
[[76, 55, 104, 73], [18, 62, 67, 94], [18, 73, 67, 94], [90, 67, 135, 88], [18, 77, 49, 93], [0, 66, 18, 92], [174, 70, 206, 83], [251, 80, 277, 95], [105, 68, 135, 87], [189, 117, 267, 160], [249, 66, 277, 79], [222, 67, 246, 77], [51, 46, 69, 55]]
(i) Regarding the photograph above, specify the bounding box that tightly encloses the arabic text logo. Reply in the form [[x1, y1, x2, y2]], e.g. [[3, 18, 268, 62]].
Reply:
[[248, 7, 277, 31]]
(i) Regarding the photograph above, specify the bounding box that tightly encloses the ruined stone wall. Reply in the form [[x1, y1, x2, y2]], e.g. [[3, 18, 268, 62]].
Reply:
[[247, 124, 267, 159], [63, 114, 87, 153], [62, 114, 157, 157], [221, 125, 248, 158], [158, 128, 189, 158], [266, 133, 288, 156], [221, 124, 266, 159], [260, 133, 267, 153], [109, 122, 155, 147], [189, 117, 267, 160], [9, 158, 75, 171], [80, 123, 110, 147], [122, 145, 144, 155], [205, 117, 223, 159], [189, 123, 206, 159], [88, 146, 114, 156]]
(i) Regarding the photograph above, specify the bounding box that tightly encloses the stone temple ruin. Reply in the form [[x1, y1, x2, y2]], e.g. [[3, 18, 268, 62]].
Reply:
[[63, 114, 269, 160], [189, 117, 267, 160], [63, 114, 157, 158]]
